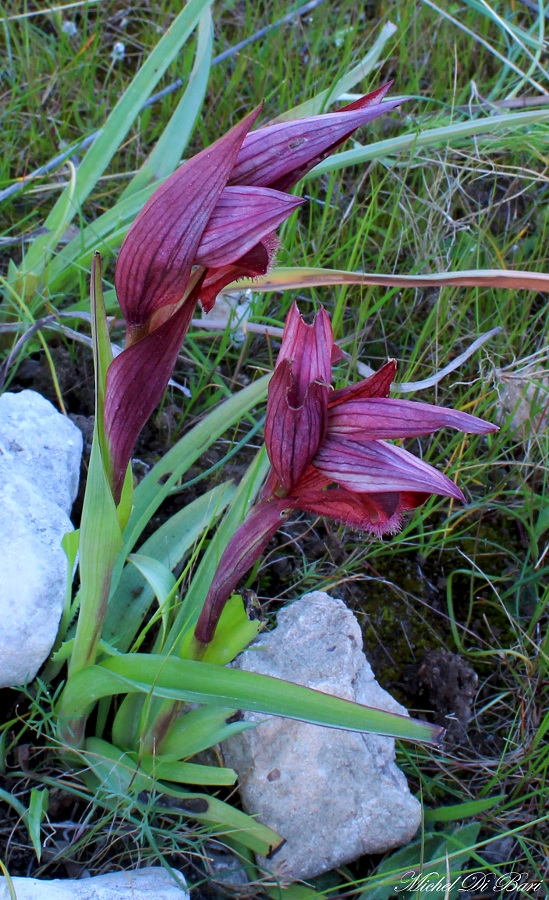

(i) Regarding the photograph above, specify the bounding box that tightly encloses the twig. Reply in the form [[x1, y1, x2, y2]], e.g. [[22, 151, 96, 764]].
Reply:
[[211, 0, 326, 65], [456, 94, 549, 113], [356, 327, 503, 392], [1, 312, 500, 397]]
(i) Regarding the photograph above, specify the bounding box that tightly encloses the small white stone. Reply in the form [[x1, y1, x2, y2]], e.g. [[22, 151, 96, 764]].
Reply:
[[111, 41, 126, 61], [202, 289, 254, 345], [61, 20, 78, 36], [0, 867, 189, 899], [222, 591, 422, 883]]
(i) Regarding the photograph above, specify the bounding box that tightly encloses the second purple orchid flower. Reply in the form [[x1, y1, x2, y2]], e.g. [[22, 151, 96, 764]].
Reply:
[[193, 303, 498, 646], [105, 85, 401, 499]]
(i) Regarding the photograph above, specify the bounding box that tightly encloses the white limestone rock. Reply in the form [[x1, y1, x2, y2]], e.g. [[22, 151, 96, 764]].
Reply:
[[0, 389, 82, 514], [222, 591, 422, 883], [0, 391, 83, 688], [0, 867, 189, 899], [0, 476, 73, 688]]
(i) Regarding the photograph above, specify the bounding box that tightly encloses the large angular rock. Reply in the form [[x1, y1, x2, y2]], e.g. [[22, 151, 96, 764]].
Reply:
[[222, 591, 422, 883], [0, 867, 189, 899], [0, 391, 83, 688]]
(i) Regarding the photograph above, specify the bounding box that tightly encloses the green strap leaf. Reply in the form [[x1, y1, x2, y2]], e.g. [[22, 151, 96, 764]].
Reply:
[[137, 756, 236, 787], [113, 373, 270, 578], [82, 736, 282, 855], [27, 788, 49, 862], [18, 160, 76, 279], [127, 554, 177, 612], [121, 7, 213, 200], [166, 447, 271, 651], [158, 705, 255, 761], [104, 481, 235, 650], [58, 653, 443, 744], [308, 108, 549, 179]]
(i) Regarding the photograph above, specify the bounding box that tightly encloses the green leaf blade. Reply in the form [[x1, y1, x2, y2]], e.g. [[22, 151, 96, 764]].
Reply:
[[60, 654, 443, 744]]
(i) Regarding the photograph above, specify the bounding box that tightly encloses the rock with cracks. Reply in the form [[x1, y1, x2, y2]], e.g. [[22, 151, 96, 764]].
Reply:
[[0, 867, 189, 899], [0, 391, 83, 688], [222, 591, 422, 883]]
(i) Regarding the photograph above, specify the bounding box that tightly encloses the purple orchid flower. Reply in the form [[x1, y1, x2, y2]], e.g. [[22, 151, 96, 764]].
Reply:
[[104, 85, 401, 499], [194, 302, 498, 646]]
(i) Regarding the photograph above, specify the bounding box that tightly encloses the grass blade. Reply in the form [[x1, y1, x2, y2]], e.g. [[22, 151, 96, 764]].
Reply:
[[424, 794, 506, 822], [82, 736, 282, 855], [271, 21, 398, 121], [27, 788, 48, 862], [307, 108, 549, 178]]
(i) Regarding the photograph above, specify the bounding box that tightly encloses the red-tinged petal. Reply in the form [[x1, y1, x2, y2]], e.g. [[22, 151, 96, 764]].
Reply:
[[265, 359, 328, 490], [399, 491, 431, 511], [259, 466, 282, 502], [115, 107, 261, 328], [328, 397, 498, 440], [194, 499, 290, 645], [199, 240, 273, 312], [104, 298, 198, 500], [329, 360, 397, 406], [292, 465, 331, 492], [288, 485, 405, 536], [196, 186, 304, 268], [331, 343, 345, 365], [229, 87, 402, 192], [314, 436, 465, 502], [337, 82, 394, 112], [276, 303, 333, 404]]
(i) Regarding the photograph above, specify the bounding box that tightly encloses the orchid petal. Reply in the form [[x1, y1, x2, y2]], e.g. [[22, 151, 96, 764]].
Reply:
[[115, 107, 261, 328], [399, 491, 432, 511], [287, 466, 432, 534], [275, 302, 333, 404], [230, 85, 401, 191], [314, 436, 465, 501], [289, 486, 406, 536], [329, 359, 396, 406], [104, 297, 198, 500], [199, 240, 274, 312], [337, 82, 395, 112], [265, 359, 328, 490], [328, 397, 498, 440], [196, 186, 304, 268]]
